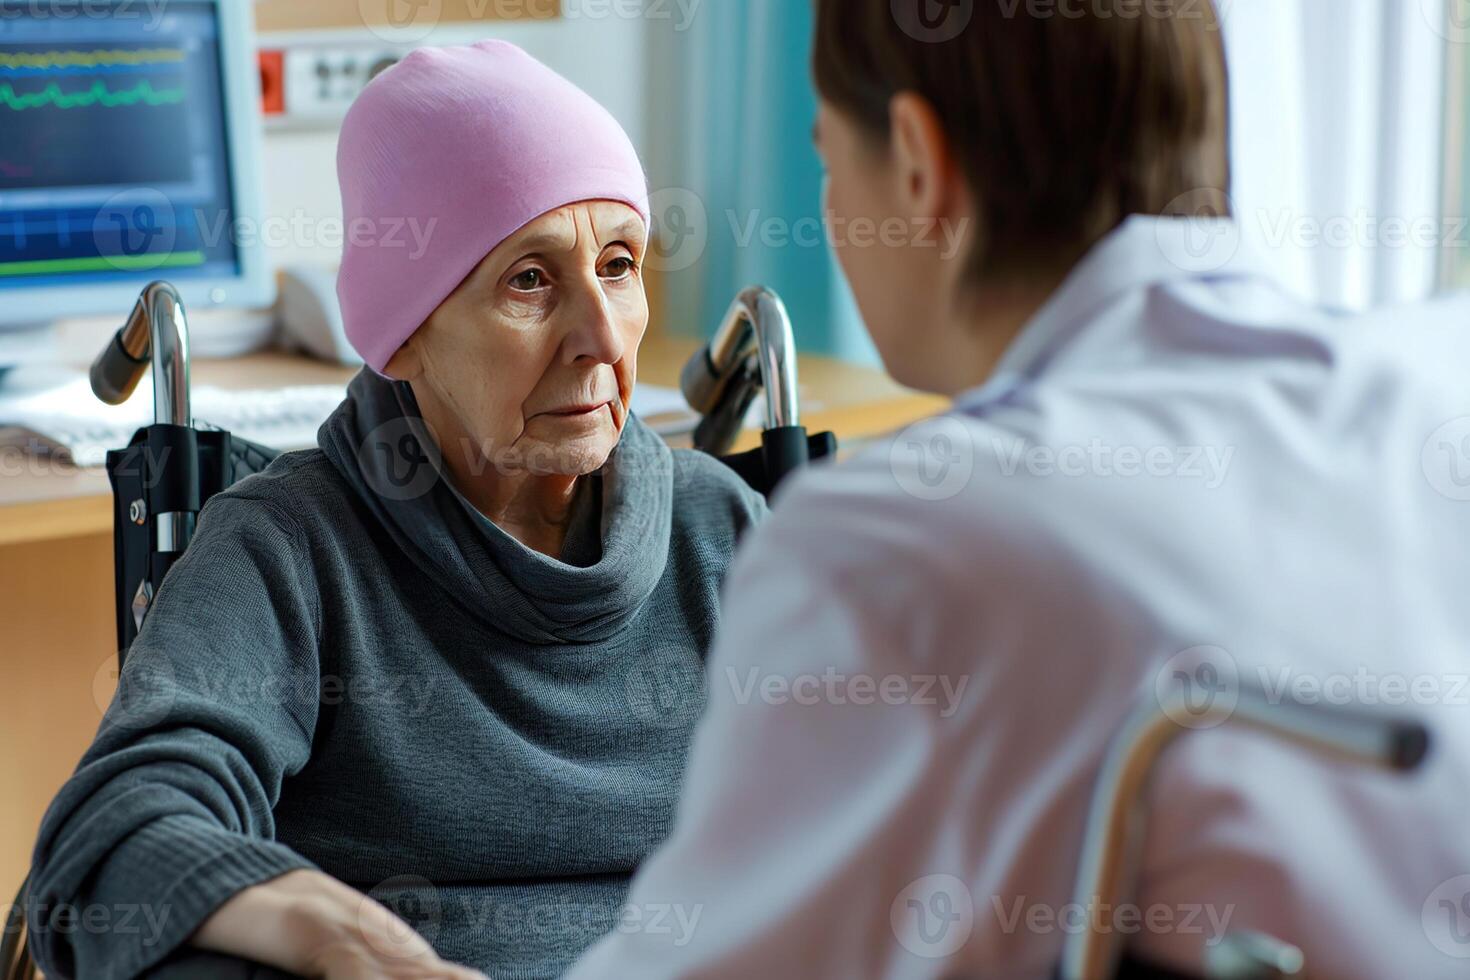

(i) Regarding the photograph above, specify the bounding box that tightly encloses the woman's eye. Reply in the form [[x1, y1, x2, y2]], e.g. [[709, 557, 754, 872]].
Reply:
[[510, 269, 544, 291], [602, 256, 636, 279]]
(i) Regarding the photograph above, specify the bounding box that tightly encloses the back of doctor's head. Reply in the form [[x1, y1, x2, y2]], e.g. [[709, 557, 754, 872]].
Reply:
[[812, 0, 1231, 283]]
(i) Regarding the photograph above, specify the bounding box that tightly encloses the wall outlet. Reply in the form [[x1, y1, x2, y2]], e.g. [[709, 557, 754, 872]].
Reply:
[[259, 41, 408, 128]]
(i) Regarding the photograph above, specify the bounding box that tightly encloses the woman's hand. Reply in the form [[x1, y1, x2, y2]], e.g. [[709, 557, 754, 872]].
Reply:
[[192, 869, 488, 979]]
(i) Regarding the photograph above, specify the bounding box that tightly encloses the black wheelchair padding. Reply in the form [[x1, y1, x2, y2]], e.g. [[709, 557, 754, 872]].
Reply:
[[1058, 953, 1202, 980], [107, 425, 283, 660], [718, 428, 837, 497]]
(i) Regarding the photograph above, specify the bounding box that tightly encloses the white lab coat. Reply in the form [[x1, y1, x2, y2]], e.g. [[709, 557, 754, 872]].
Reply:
[[565, 216, 1470, 979]]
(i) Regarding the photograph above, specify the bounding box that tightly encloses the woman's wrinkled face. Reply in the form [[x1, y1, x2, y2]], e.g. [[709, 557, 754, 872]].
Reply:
[[388, 200, 649, 478]]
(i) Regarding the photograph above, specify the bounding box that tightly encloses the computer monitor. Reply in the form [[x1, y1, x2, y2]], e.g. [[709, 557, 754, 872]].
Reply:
[[0, 0, 270, 330]]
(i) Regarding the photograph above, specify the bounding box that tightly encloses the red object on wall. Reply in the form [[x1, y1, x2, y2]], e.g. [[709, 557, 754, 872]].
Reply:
[[258, 49, 285, 115]]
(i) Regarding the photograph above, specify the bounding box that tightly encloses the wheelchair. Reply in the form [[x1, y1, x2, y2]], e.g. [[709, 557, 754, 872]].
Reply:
[[2, 284, 1432, 980]]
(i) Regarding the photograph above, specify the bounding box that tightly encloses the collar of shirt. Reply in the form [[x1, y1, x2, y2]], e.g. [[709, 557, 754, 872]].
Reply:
[[953, 214, 1272, 415]]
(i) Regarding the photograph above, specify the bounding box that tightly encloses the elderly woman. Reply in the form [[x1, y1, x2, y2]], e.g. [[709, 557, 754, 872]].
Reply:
[[27, 41, 765, 980]]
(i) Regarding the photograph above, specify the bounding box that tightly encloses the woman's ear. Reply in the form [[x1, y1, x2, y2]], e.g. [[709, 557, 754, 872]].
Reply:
[[382, 330, 425, 382], [888, 91, 967, 222]]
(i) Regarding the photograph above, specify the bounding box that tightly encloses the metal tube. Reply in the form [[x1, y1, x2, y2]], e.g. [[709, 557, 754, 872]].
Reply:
[[142, 282, 191, 427], [705, 286, 800, 430], [1059, 682, 1429, 980], [116, 297, 151, 361], [155, 512, 195, 553], [89, 281, 191, 427]]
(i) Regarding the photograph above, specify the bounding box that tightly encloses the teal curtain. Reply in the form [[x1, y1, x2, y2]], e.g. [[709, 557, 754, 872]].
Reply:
[[652, 0, 877, 363]]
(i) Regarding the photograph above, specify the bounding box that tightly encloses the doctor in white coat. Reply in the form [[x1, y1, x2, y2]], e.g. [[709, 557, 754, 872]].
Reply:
[[566, 0, 1470, 977]]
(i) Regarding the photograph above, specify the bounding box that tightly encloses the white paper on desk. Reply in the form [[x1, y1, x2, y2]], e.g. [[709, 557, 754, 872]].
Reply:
[[631, 386, 770, 437], [0, 371, 349, 467], [0, 370, 144, 465], [0, 327, 60, 368], [628, 384, 690, 419]]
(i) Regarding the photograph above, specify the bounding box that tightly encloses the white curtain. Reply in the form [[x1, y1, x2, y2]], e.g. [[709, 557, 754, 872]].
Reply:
[[1220, 0, 1449, 310]]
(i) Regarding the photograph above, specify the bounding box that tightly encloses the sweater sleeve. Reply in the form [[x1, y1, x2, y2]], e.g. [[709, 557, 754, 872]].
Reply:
[[27, 494, 324, 980]]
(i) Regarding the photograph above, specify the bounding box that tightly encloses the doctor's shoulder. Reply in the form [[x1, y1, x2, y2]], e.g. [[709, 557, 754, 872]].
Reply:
[[741, 410, 1073, 592]]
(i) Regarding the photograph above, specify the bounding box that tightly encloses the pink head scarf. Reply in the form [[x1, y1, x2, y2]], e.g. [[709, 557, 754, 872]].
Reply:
[[335, 40, 650, 374]]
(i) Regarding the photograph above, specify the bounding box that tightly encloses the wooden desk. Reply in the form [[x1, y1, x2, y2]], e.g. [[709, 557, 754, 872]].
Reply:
[[0, 335, 945, 893]]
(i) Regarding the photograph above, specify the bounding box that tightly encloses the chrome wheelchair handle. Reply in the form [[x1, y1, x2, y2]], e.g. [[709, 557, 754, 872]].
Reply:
[[1060, 679, 1430, 980], [680, 284, 800, 431], [89, 282, 196, 573], [89, 280, 192, 428]]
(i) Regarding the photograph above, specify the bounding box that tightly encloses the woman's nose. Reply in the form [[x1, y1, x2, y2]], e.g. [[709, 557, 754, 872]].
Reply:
[[560, 275, 627, 366]]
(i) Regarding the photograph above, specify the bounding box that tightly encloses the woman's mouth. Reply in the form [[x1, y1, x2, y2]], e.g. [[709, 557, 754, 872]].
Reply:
[[543, 402, 611, 419]]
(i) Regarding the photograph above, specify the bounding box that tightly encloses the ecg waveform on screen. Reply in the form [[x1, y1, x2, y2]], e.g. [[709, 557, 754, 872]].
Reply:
[[0, 46, 188, 112], [0, 48, 185, 70], [0, 80, 185, 111]]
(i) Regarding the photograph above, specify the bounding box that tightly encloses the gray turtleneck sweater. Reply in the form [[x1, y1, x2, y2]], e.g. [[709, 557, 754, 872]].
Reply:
[[27, 370, 767, 980]]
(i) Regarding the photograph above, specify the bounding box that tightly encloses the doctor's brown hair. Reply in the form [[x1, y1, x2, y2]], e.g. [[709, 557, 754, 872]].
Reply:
[[813, 0, 1232, 278]]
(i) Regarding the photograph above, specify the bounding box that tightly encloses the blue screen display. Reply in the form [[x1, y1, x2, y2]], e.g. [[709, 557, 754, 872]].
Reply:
[[0, 1, 240, 290]]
